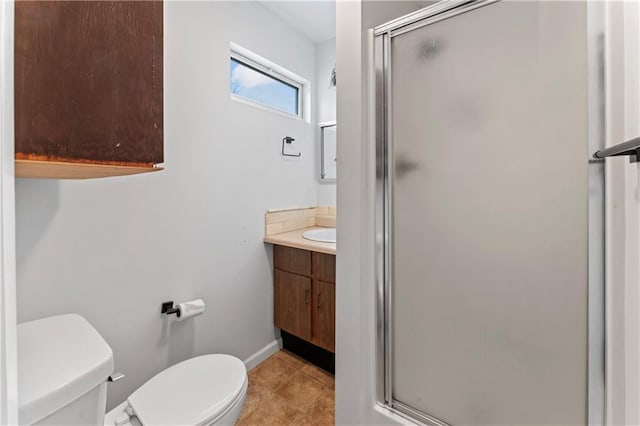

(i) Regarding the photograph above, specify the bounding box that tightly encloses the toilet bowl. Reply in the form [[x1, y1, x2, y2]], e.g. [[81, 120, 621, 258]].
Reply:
[[104, 354, 248, 426]]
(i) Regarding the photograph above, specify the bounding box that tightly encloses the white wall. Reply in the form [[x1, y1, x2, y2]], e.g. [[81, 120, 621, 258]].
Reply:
[[316, 38, 336, 124], [316, 38, 336, 207], [15, 1, 317, 409]]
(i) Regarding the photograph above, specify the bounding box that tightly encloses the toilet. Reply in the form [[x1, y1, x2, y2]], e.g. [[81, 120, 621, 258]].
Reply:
[[103, 355, 248, 426], [18, 314, 248, 426]]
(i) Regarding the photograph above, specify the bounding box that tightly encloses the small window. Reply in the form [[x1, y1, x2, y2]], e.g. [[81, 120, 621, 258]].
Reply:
[[230, 49, 303, 118]]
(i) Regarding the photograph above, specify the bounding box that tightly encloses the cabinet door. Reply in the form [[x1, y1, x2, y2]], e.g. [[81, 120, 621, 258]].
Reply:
[[312, 280, 336, 353], [15, 1, 163, 166], [274, 245, 311, 276], [312, 252, 336, 283], [274, 270, 311, 341]]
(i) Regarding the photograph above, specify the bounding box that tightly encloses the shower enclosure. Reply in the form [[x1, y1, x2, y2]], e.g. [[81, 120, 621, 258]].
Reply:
[[374, 1, 604, 425]]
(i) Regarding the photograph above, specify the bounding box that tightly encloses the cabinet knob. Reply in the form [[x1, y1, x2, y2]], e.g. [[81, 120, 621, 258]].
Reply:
[[305, 289, 310, 304]]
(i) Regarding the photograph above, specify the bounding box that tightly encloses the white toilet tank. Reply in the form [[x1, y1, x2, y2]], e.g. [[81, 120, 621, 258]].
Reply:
[[18, 314, 114, 425]]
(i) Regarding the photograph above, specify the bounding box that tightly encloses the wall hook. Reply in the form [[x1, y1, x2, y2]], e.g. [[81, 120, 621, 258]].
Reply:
[[282, 136, 301, 157]]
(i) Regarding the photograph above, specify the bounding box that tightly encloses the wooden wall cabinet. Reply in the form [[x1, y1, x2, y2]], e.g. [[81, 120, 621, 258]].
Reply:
[[14, 1, 164, 179], [273, 245, 336, 353]]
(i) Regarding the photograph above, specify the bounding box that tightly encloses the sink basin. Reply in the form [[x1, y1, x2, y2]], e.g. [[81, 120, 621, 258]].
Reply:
[[302, 228, 336, 243]]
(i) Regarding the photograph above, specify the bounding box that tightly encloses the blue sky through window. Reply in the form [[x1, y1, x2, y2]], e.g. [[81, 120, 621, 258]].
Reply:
[[230, 58, 299, 116]]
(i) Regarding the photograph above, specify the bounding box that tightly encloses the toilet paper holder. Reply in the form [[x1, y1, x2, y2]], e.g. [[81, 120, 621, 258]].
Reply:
[[161, 301, 181, 318]]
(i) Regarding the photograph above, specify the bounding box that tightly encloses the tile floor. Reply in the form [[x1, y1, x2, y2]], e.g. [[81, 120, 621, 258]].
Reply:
[[236, 350, 335, 425]]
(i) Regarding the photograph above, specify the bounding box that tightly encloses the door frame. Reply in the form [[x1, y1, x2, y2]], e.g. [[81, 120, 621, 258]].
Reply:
[[0, 0, 18, 424], [604, 2, 640, 425]]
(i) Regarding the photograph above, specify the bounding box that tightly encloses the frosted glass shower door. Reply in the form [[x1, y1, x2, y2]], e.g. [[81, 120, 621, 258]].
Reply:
[[377, 2, 591, 425]]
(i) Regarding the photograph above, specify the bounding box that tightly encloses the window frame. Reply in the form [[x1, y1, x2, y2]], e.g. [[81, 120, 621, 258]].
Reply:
[[230, 49, 304, 119]]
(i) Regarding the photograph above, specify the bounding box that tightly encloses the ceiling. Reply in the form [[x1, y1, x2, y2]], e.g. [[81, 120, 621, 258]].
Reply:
[[258, 1, 336, 44]]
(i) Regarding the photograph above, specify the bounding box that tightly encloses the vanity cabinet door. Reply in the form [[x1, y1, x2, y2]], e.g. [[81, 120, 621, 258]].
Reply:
[[312, 252, 336, 283], [274, 245, 311, 276], [274, 270, 312, 341], [312, 280, 335, 352]]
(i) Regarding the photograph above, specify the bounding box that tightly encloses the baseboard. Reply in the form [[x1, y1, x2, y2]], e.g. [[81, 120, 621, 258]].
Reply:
[[281, 331, 334, 374], [243, 338, 282, 371]]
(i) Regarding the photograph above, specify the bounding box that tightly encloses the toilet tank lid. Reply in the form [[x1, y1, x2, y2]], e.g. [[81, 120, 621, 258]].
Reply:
[[18, 314, 114, 425]]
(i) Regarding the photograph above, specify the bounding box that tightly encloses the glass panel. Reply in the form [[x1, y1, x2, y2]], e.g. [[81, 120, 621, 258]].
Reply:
[[230, 58, 299, 116], [389, 2, 588, 425]]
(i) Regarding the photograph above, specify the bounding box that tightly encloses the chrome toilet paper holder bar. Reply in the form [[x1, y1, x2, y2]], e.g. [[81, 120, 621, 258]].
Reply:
[[161, 301, 181, 318], [282, 136, 300, 157]]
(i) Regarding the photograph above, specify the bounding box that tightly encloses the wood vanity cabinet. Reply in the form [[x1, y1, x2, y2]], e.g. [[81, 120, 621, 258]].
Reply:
[[14, 1, 163, 179], [273, 245, 336, 353]]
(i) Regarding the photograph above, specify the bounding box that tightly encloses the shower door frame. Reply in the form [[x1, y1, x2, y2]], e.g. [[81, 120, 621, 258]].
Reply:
[[373, 1, 606, 425]]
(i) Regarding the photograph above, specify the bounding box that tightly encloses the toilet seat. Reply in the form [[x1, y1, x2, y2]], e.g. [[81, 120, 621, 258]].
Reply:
[[126, 354, 247, 426]]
